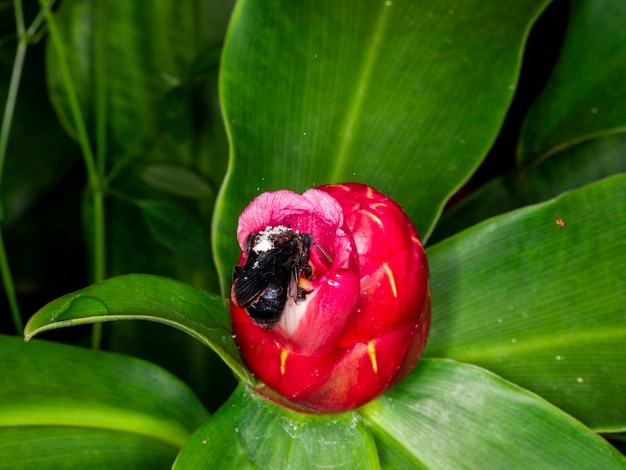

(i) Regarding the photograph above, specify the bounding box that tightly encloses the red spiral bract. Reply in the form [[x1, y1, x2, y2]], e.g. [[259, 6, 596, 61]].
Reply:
[[231, 183, 430, 413]]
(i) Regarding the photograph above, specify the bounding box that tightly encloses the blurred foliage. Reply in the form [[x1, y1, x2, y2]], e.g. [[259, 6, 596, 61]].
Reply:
[[1, 0, 625, 467]]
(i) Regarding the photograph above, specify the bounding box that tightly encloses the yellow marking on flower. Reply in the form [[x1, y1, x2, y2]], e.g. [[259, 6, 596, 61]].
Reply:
[[280, 349, 289, 375], [368, 341, 378, 374], [361, 209, 384, 228], [411, 236, 422, 246], [383, 262, 398, 298]]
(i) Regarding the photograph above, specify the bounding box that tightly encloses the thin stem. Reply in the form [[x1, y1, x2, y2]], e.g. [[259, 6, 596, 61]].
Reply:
[[0, 232, 22, 333], [0, 0, 29, 335], [90, 191, 105, 350], [40, 0, 107, 348], [89, 1, 109, 350], [26, 0, 56, 37], [39, 0, 99, 189], [95, 1, 107, 176], [0, 14, 27, 185]]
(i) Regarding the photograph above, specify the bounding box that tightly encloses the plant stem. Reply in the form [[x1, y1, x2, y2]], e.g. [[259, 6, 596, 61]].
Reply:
[[40, 0, 106, 348], [39, 1, 99, 189], [89, 1, 109, 350], [0, 0, 29, 335], [0, 5, 27, 185], [91, 192, 105, 349], [95, 1, 107, 177], [0, 231, 22, 334]]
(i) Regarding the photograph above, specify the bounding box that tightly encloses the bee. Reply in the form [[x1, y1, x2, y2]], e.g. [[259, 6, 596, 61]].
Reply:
[[232, 226, 322, 329]]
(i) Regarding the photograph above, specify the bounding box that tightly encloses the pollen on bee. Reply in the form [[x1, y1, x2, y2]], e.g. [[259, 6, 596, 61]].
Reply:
[[299, 277, 314, 291], [368, 341, 378, 374], [383, 262, 398, 298], [280, 349, 289, 375]]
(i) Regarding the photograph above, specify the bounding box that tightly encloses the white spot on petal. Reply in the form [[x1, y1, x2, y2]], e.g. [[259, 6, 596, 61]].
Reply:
[[279, 289, 318, 335]]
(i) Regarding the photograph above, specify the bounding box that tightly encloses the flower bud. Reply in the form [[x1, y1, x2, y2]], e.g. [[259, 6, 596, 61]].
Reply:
[[230, 183, 430, 413]]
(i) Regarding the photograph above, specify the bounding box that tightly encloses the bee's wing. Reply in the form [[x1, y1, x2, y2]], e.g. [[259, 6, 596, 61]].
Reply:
[[233, 250, 286, 307], [233, 275, 265, 307], [287, 261, 300, 301]]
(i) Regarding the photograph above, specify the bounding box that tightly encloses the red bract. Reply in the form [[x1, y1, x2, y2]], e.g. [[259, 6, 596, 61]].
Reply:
[[230, 183, 430, 413]]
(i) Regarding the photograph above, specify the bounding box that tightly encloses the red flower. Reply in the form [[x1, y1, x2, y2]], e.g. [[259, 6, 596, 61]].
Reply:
[[230, 183, 430, 413]]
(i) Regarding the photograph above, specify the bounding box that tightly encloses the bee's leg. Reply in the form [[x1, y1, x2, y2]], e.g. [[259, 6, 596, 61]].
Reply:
[[244, 232, 257, 252], [302, 233, 313, 252], [312, 241, 333, 264], [303, 264, 313, 280]]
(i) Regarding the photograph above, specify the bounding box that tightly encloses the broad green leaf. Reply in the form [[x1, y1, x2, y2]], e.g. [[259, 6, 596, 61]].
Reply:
[[361, 359, 626, 469], [425, 174, 626, 432], [174, 383, 379, 469], [105, 320, 238, 413], [24, 274, 254, 384], [47, 0, 230, 178], [46, 0, 232, 290], [0, 427, 179, 470], [0, 334, 208, 468], [214, 0, 550, 292], [431, 134, 626, 242], [141, 164, 215, 200], [158, 86, 195, 144], [518, 0, 626, 166], [136, 199, 215, 272], [99, 195, 219, 293]]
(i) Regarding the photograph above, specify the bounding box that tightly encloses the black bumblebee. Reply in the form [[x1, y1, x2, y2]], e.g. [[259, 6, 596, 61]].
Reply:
[[232, 227, 317, 329]]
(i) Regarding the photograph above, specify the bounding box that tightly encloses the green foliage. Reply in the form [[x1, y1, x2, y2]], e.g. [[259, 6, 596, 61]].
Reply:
[[174, 384, 380, 469], [0, 334, 208, 468], [425, 174, 626, 432], [23, 273, 253, 385], [1, 0, 625, 468], [362, 359, 625, 468], [213, 0, 549, 291], [518, 0, 626, 165]]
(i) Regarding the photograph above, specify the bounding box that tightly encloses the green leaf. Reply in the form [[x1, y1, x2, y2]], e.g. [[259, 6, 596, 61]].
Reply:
[[0, 334, 208, 468], [158, 86, 195, 144], [140, 164, 215, 200], [46, 0, 229, 171], [213, 0, 551, 292], [45, 0, 231, 290], [361, 359, 626, 469], [518, 0, 626, 166], [0, 427, 179, 470], [431, 134, 626, 243], [23, 274, 254, 384], [136, 199, 215, 271], [425, 174, 626, 432], [174, 384, 380, 469]]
